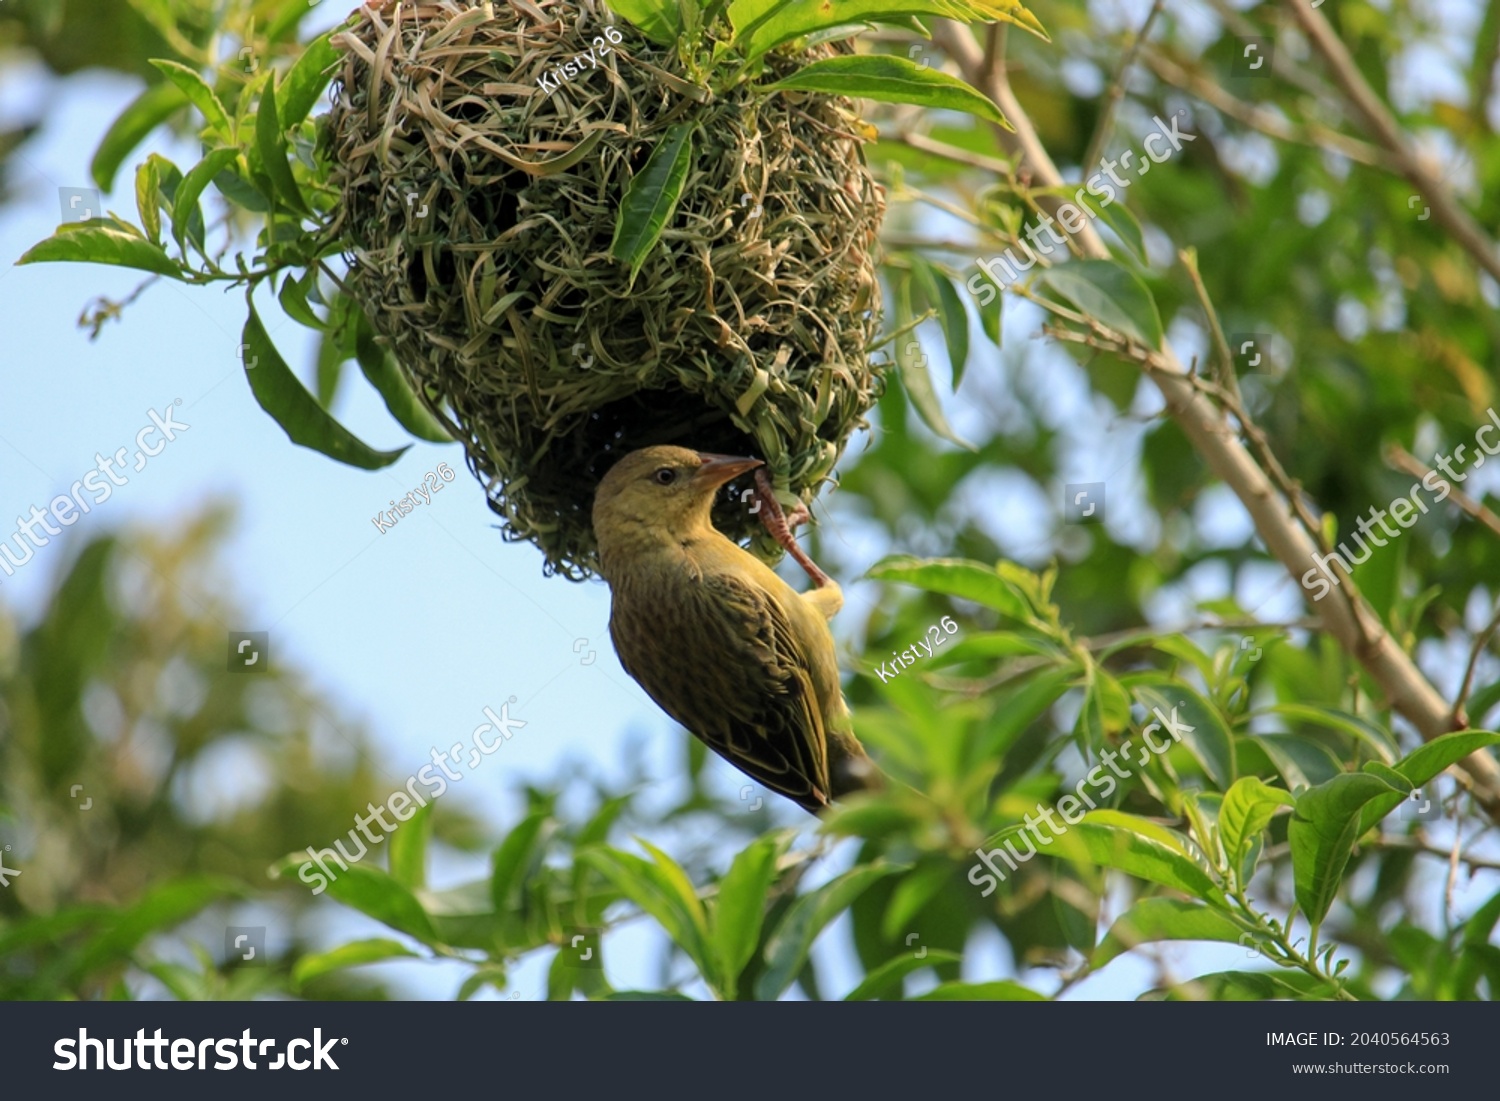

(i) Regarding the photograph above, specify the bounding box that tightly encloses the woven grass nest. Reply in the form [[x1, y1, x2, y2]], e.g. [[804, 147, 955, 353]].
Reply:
[[326, 0, 887, 579]]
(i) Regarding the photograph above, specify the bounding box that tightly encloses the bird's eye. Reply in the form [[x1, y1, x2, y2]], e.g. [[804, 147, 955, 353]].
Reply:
[[652, 468, 677, 485]]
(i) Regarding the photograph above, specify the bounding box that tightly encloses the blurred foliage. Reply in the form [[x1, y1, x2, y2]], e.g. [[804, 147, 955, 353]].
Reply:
[[0, 509, 489, 998], [4, 0, 1500, 1000]]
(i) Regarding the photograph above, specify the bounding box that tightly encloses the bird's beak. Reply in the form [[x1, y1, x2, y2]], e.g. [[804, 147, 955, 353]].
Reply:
[[693, 452, 763, 489]]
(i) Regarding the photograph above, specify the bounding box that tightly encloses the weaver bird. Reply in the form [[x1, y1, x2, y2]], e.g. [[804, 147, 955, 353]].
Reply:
[[592, 446, 881, 814]]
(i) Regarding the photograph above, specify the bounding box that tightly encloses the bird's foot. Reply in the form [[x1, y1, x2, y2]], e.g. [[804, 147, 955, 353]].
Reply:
[[751, 468, 834, 589]]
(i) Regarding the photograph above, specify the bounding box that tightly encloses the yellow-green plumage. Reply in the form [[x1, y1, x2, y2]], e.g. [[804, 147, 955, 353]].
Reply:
[[592, 446, 880, 815]]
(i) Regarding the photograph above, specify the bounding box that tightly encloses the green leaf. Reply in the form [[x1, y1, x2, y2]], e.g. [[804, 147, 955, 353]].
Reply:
[[1073, 188, 1146, 263], [148, 59, 231, 137], [91, 81, 187, 191], [607, 0, 682, 44], [710, 835, 786, 996], [756, 863, 901, 1000], [897, 333, 973, 448], [910, 257, 972, 390], [1451, 887, 1500, 997], [610, 123, 694, 286], [491, 810, 550, 911], [18, 226, 183, 279], [1093, 898, 1251, 969], [1356, 730, 1500, 833], [457, 967, 513, 1001], [134, 157, 163, 245], [1267, 703, 1399, 765], [1027, 810, 1225, 903], [387, 802, 433, 889], [1131, 680, 1236, 789], [1252, 733, 1344, 791], [1156, 969, 1342, 1001], [932, 630, 1064, 667], [74, 878, 240, 977], [318, 865, 439, 944], [1288, 771, 1404, 926], [242, 300, 409, 470], [865, 556, 1028, 619], [912, 980, 1047, 1000], [1218, 776, 1294, 882], [254, 75, 311, 217], [316, 294, 357, 407], [733, 0, 1047, 61], [586, 846, 712, 978], [575, 794, 631, 851], [281, 30, 341, 127], [843, 950, 960, 1000], [932, 265, 971, 389], [602, 990, 698, 1000], [172, 148, 239, 252], [639, 838, 711, 940], [354, 319, 452, 442], [213, 162, 272, 213], [892, 272, 973, 448], [766, 56, 1009, 127], [279, 268, 327, 332], [1040, 259, 1163, 348], [292, 939, 420, 988]]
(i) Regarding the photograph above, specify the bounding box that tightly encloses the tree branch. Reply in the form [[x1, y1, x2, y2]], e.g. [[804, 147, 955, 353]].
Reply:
[[930, 19, 1500, 817], [1284, 0, 1500, 284]]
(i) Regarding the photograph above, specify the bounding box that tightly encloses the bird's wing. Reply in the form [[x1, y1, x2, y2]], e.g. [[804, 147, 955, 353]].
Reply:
[[611, 567, 833, 814]]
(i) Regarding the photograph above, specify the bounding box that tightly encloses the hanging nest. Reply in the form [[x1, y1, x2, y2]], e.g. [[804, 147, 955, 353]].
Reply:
[[326, 0, 886, 579]]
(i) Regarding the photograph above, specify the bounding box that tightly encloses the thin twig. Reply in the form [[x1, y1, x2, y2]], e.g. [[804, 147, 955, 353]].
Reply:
[[1265, 835, 1500, 874], [1383, 443, 1500, 541], [1142, 48, 1394, 170], [1445, 816, 1465, 930], [894, 131, 1013, 176], [1179, 247, 1244, 409], [1284, 0, 1500, 284], [1081, 0, 1165, 173], [1454, 606, 1500, 727]]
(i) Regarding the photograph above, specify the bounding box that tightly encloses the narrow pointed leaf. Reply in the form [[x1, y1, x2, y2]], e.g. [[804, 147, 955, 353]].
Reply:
[[172, 148, 239, 251], [387, 803, 433, 889], [242, 300, 408, 470], [1041, 259, 1163, 348], [1093, 899, 1252, 969], [280, 30, 342, 127], [843, 950, 960, 1000], [355, 318, 453, 442], [606, 0, 682, 44], [610, 123, 694, 285], [255, 75, 311, 216], [19, 227, 182, 278], [710, 835, 785, 995], [767, 56, 1008, 127], [149, 59, 231, 136], [756, 863, 901, 1001], [1356, 730, 1500, 833], [91, 82, 187, 191], [292, 939, 420, 987]]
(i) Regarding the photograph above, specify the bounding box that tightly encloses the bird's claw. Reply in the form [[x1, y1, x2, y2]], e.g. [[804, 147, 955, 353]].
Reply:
[[751, 469, 833, 589]]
